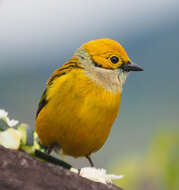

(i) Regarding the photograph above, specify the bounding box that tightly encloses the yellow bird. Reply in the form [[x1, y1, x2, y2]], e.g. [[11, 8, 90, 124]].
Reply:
[[35, 38, 143, 166]]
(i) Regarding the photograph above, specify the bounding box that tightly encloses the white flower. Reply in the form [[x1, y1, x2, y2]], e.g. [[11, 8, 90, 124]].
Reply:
[[0, 109, 19, 127], [0, 109, 8, 119], [0, 128, 22, 149], [6, 118, 19, 127], [71, 167, 123, 184]]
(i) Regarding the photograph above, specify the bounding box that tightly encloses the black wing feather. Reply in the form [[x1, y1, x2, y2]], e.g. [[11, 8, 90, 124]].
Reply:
[[36, 88, 48, 118]]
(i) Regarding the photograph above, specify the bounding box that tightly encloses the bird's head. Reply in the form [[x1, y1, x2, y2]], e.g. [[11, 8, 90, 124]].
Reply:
[[75, 38, 143, 92]]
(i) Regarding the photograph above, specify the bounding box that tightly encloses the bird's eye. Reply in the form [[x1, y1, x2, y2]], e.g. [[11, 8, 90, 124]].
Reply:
[[110, 56, 119, 64]]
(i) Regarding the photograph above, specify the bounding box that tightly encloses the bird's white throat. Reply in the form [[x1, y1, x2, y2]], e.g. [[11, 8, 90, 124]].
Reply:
[[75, 47, 128, 93]]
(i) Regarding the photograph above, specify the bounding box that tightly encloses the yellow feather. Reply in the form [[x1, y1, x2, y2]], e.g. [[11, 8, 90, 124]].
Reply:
[[36, 68, 121, 157]]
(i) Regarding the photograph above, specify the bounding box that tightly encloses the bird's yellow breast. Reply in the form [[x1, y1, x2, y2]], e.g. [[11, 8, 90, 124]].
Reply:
[[36, 69, 121, 157]]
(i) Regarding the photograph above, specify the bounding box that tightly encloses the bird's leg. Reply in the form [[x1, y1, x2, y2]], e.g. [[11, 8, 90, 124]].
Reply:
[[46, 143, 60, 155], [46, 145, 53, 154], [86, 155, 94, 167]]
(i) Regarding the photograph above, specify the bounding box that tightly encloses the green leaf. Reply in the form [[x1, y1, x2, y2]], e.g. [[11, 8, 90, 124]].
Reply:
[[0, 119, 9, 131]]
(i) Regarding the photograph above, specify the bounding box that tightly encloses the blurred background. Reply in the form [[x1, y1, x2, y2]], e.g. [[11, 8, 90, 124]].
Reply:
[[0, 0, 178, 189]]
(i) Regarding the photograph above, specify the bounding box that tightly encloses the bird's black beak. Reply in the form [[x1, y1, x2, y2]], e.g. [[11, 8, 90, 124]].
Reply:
[[120, 62, 143, 72]]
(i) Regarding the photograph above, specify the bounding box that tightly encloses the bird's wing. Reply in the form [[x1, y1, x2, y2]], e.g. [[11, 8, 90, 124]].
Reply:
[[47, 56, 83, 85], [36, 57, 83, 118], [36, 88, 48, 118]]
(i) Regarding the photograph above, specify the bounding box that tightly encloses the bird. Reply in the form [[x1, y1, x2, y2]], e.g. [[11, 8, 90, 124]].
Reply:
[[35, 38, 143, 167]]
